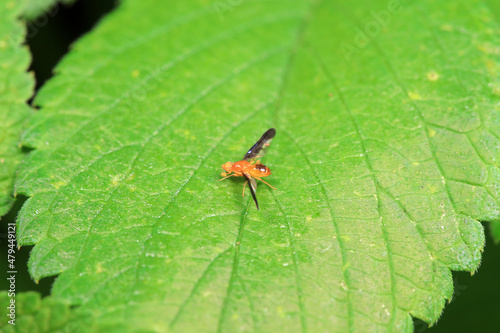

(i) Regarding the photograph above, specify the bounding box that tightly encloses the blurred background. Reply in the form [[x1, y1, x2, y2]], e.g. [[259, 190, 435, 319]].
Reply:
[[1, 1, 498, 331]]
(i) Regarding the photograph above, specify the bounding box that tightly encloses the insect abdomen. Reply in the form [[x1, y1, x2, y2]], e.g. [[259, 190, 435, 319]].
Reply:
[[254, 163, 271, 176]]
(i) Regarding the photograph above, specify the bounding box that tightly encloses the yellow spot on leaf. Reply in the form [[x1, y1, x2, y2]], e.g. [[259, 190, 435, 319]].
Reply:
[[276, 306, 285, 317], [440, 24, 453, 32], [426, 71, 439, 81], [132, 70, 140, 77], [428, 129, 436, 137], [175, 129, 196, 140], [489, 82, 500, 96], [53, 181, 67, 189], [429, 184, 440, 193], [111, 175, 122, 186], [408, 92, 422, 100]]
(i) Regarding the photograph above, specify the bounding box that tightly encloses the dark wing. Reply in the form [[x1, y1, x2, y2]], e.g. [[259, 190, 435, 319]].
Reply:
[[243, 173, 259, 210], [243, 128, 276, 161]]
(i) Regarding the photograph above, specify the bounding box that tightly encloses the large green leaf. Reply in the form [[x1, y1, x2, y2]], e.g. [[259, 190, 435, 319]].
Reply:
[[0, 0, 32, 217], [15, 0, 499, 331]]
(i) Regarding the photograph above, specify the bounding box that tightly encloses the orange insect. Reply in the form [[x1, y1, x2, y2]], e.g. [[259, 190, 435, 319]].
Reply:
[[220, 128, 276, 210]]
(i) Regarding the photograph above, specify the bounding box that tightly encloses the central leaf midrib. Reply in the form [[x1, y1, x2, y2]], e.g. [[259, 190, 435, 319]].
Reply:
[[214, 1, 320, 331]]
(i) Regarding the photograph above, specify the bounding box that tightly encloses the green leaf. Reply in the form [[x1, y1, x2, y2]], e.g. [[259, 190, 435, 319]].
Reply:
[[0, 0, 32, 217], [0, 291, 81, 332], [486, 0, 500, 24], [492, 220, 500, 243], [21, 0, 76, 20], [15, 0, 500, 331]]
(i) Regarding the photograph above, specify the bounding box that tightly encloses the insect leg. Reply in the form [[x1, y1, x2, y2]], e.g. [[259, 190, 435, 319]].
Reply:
[[242, 181, 247, 196], [255, 177, 276, 189], [220, 173, 234, 181]]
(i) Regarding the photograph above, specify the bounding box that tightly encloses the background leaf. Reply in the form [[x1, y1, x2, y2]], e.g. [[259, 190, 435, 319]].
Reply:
[[14, 0, 500, 331], [0, 291, 80, 332], [21, 0, 76, 20], [0, 0, 32, 217]]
